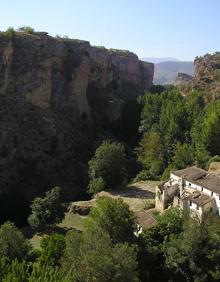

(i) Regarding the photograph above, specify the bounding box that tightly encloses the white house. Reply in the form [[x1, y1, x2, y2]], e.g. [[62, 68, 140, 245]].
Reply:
[[155, 166, 220, 220]]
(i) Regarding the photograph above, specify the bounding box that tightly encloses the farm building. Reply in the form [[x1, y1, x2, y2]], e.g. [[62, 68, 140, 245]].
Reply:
[[155, 166, 220, 220]]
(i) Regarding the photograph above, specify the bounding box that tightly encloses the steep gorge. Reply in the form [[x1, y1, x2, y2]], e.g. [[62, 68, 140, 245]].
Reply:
[[0, 32, 154, 223]]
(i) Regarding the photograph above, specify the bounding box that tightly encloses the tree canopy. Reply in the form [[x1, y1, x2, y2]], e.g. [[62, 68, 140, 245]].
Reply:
[[88, 141, 127, 193], [85, 196, 137, 244], [28, 187, 65, 229]]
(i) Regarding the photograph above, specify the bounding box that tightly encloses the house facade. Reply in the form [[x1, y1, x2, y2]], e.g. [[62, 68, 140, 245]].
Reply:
[[155, 166, 220, 220]]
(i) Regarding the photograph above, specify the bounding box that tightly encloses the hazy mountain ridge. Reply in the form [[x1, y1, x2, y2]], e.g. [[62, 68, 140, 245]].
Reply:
[[141, 57, 194, 85], [142, 57, 180, 64]]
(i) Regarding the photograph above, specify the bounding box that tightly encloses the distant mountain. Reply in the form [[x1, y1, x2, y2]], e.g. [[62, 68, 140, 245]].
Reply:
[[141, 57, 195, 85], [153, 61, 195, 85], [142, 57, 180, 64]]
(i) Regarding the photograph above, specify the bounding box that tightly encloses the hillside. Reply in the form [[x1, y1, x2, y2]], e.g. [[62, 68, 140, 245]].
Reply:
[[194, 52, 220, 100]]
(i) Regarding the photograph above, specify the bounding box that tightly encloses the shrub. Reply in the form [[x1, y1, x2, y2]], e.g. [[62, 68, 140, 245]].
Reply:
[[85, 197, 137, 244], [88, 141, 127, 193], [62, 226, 139, 282], [88, 177, 105, 194], [4, 27, 15, 38], [28, 187, 65, 229], [38, 233, 65, 267], [17, 26, 35, 34], [0, 222, 31, 262]]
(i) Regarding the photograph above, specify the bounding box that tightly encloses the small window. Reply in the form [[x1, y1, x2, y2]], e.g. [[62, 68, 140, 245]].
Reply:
[[201, 187, 203, 191], [189, 201, 192, 206], [211, 192, 213, 196], [189, 183, 191, 187], [219, 195, 220, 200], [210, 207, 213, 212]]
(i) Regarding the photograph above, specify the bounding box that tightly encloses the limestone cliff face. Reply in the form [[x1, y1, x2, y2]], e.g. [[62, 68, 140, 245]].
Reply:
[[194, 53, 220, 101], [0, 32, 153, 222], [0, 33, 153, 121]]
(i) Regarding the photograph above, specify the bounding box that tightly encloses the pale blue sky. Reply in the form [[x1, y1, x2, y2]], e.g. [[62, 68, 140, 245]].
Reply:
[[1, 0, 219, 60]]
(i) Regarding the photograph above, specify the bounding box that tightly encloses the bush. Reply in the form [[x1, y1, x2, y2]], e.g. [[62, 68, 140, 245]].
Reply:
[[38, 233, 65, 267], [88, 141, 127, 193], [17, 26, 35, 34], [28, 187, 65, 229], [62, 226, 139, 282], [4, 27, 15, 38], [88, 177, 105, 194], [85, 197, 137, 244], [0, 222, 31, 262]]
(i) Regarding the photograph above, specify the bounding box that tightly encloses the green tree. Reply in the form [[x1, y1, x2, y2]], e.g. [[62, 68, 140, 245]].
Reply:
[[137, 208, 185, 282], [165, 216, 220, 282], [0, 222, 31, 262], [136, 131, 165, 179], [17, 26, 35, 34], [88, 177, 105, 194], [139, 93, 162, 133], [88, 141, 127, 192], [28, 187, 65, 229], [2, 260, 29, 282], [4, 27, 15, 38], [62, 226, 139, 282], [171, 142, 195, 169], [202, 101, 220, 155], [38, 233, 65, 267], [29, 263, 68, 282], [85, 197, 137, 244]]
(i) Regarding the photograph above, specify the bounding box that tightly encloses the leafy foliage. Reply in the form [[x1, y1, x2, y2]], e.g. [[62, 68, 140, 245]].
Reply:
[[136, 131, 165, 179], [3, 27, 15, 38], [88, 141, 127, 193], [165, 215, 220, 281], [38, 234, 65, 267], [28, 187, 65, 229], [62, 226, 139, 282], [17, 26, 35, 34], [85, 197, 137, 244], [137, 87, 208, 179], [0, 222, 31, 262]]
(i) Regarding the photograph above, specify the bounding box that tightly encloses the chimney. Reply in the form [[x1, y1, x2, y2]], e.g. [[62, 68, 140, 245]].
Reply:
[[180, 176, 184, 196]]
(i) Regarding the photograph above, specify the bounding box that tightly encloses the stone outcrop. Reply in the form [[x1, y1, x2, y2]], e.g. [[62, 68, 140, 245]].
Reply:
[[0, 31, 153, 223], [208, 162, 220, 176], [69, 204, 92, 215], [175, 72, 194, 85], [194, 52, 220, 101]]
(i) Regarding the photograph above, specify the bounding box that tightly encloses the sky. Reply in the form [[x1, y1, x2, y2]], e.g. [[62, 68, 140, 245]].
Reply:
[[1, 0, 220, 61]]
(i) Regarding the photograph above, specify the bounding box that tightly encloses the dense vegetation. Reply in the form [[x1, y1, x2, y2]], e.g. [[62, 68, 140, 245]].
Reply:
[[135, 86, 220, 180], [28, 187, 65, 229], [87, 85, 220, 185], [88, 141, 127, 194], [1, 198, 220, 281]]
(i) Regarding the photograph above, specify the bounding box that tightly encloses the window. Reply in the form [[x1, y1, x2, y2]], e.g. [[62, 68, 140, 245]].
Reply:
[[211, 192, 213, 196], [201, 187, 203, 191], [189, 201, 192, 206], [210, 207, 213, 212], [189, 183, 191, 187]]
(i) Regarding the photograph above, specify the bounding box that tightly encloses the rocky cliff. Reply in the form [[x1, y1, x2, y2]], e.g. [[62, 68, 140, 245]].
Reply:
[[0, 31, 153, 223], [194, 52, 220, 101], [175, 72, 194, 85]]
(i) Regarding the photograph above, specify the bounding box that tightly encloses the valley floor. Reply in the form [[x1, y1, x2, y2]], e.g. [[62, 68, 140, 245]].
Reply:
[[26, 181, 159, 249]]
